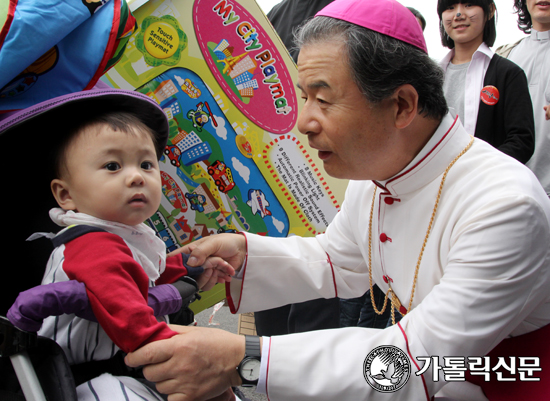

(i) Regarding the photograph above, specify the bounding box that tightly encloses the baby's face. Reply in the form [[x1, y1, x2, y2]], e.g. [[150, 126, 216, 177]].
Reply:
[[61, 125, 161, 226]]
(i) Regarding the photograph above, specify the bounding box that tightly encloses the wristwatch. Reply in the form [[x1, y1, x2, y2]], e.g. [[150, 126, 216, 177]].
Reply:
[[237, 335, 261, 387]]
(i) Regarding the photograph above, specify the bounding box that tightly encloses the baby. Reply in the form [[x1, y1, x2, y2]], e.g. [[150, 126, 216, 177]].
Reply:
[[14, 90, 234, 400]]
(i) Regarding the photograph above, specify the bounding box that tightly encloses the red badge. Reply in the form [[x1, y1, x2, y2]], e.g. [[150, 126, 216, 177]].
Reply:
[[480, 85, 500, 106]]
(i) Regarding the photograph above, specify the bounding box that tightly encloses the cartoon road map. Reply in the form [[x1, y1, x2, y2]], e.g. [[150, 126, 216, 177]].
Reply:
[[139, 68, 288, 251]]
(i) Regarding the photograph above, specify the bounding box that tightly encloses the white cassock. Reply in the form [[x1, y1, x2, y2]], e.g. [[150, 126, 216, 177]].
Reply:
[[227, 113, 550, 400], [509, 29, 550, 194]]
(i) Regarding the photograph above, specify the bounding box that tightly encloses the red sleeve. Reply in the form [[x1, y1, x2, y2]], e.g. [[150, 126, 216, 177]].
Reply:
[[62, 232, 177, 353], [156, 254, 189, 285]]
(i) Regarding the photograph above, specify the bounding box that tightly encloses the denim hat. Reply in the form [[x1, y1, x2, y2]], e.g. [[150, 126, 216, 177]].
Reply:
[[315, 0, 428, 53]]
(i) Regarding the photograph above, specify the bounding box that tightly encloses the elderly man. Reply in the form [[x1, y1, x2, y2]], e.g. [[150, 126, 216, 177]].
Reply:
[[126, 0, 550, 400]]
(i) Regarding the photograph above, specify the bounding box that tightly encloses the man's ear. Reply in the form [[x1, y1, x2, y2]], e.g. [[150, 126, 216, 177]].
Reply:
[[393, 84, 419, 130], [51, 179, 76, 210]]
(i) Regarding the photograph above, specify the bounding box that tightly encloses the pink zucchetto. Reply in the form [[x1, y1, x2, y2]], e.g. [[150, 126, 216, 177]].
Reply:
[[315, 0, 428, 53]]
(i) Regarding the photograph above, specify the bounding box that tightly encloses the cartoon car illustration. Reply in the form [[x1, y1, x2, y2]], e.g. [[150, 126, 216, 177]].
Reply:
[[247, 189, 271, 218], [185, 192, 206, 212], [161, 172, 188, 212], [164, 145, 182, 167], [207, 160, 235, 193]]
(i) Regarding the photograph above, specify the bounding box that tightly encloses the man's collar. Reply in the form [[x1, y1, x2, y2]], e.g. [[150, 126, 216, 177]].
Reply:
[[374, 114, 471, 196], [531, 29, 550, 41]]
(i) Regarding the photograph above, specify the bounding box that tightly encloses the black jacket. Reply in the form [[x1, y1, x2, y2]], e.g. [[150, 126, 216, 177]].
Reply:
[[474, 54, 535, 164]]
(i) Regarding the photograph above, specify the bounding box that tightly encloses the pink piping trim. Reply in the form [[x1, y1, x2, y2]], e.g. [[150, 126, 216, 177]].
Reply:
[[375, 116, 459, 192], [225, 233, 248, 314], [265, 337, 272, 401], [326, 253, 338, 297], [397, 322, 431, 401]]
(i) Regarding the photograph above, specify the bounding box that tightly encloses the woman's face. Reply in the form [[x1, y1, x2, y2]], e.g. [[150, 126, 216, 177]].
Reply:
[[441, 3, 490, 48]]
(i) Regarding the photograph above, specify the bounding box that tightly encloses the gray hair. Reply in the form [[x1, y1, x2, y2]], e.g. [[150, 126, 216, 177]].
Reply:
[[294, 17, 448, 120]]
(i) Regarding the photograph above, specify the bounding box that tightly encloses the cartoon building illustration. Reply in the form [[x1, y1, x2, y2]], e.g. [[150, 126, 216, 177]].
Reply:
[[181, 142, 211, 165], [223, 46, 234, 58], [239, 87, 254, 98], [174, 129, 201, 151], [170, 217, 193, 245], [233, 71, 253, 86], [229, 196, 239, 210], [165, 129, 212, 167], [150, 0, 181, 18], [236, 79, 258, 91], [217, 53, 246, 75], [154, 79, 179, 103], [216, 211, 231, 228], [162, 97, 181, 119], [229, 55, 256, 79], [214, 39, 230, 59], [191, 224, 215, 240]]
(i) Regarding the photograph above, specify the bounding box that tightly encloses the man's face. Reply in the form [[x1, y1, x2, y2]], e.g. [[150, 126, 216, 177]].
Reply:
[[56, 125, 162, 226], [296, 40, 397, 181], [527, 0, 550, 31]]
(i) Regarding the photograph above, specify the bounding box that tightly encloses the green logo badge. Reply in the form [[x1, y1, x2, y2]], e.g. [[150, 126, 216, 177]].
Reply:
[[136, 15, 187, 66]]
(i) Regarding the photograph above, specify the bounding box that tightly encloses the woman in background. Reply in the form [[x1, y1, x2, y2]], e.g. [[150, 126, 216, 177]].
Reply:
[[438, 0, 534, 163]]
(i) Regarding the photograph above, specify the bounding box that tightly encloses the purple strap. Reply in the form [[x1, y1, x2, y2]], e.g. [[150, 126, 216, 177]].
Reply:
[[7, 281, 183, 332], [147, 282, 183, 317]]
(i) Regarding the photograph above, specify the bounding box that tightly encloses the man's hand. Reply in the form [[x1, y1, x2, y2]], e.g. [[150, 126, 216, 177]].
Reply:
[[544, 104, 550, 121], [192, 258, 234, 291], [125, 325, 245, 401], [169, 234, 247, 291]]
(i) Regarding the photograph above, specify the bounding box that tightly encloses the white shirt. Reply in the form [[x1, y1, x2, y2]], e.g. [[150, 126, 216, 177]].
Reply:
[[227, 114, 550, 400], [440, 43, 494, 135], [509, 30, 550, 194]]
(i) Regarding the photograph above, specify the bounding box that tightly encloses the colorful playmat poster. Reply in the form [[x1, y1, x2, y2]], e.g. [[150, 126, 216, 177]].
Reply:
[[102, 0, 347, 254]]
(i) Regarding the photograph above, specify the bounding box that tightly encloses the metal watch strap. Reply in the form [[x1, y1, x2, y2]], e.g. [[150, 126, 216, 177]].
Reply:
[[244, 335, 261, 358], [237, 335, 261, 386]]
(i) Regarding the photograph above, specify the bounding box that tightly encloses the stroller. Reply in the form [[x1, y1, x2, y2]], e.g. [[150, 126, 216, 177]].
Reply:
[[0, 2, 238, 399], [0, 2, 200, 398], [0, 90, 201, 401]]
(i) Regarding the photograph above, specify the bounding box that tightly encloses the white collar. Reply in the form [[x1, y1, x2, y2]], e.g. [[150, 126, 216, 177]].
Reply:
[[374, 114, 472, 197], [50, 209, 166, 280], [530, 29, 550, 41], [440, 42, 494, 68]]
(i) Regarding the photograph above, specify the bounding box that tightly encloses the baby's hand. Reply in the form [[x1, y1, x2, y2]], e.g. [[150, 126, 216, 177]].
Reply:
[[195, 256, 235, 291], [544, 104, 550, 121], [177, 253, 234, 290], [168, 234, 244, 291]]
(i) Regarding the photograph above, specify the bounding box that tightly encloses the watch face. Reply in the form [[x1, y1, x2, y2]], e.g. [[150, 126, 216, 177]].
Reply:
[[240, 357, 261, 381]]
